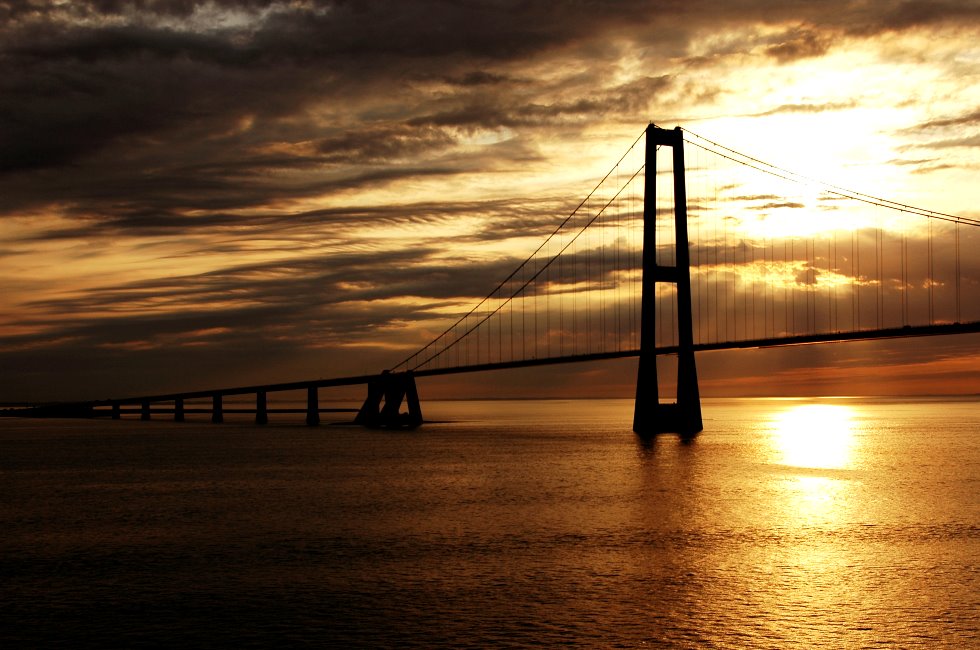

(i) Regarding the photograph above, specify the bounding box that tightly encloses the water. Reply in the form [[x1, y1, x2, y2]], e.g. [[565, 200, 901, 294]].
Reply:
[[2, 397, 978, 647]]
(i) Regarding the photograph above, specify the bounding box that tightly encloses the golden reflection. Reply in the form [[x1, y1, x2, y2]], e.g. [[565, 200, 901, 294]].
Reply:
[[771, 404, 856, 470], [768, 403, 860, 528]]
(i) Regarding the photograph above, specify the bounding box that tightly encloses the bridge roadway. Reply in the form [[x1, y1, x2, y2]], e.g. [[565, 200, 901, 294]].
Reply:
[[413, 321, 980, 378], [4, 321, 979, 422]]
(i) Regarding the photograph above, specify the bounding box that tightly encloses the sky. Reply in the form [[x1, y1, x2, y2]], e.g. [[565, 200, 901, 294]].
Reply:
[[1, 0, 979, 404]]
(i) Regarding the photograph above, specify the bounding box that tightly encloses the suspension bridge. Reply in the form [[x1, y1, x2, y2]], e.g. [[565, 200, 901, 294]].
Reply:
[[8, 124, 980, 435]]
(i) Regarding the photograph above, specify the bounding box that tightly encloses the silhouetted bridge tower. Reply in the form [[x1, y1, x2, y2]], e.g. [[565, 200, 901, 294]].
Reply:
[[633, 126, 701, 435], [7, 124, 980, 434]]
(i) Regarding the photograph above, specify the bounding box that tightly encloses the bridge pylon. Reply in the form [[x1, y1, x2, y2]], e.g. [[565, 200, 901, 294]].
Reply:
[[633, 125, 703, 437]]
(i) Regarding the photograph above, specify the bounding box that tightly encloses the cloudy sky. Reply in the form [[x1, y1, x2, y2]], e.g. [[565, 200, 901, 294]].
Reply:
[[1, 0, 979, 404]]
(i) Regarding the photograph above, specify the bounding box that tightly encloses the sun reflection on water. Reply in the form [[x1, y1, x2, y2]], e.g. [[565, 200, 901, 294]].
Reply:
[[771, 403, 856, 470], [767, 403, 862, 527]]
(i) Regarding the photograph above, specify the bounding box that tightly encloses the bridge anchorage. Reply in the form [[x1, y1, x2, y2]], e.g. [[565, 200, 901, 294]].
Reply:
[[353, 371, 423, 429]]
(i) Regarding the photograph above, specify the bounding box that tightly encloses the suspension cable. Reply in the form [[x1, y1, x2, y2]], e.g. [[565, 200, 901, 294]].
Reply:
[[681, 127, 980, 228]]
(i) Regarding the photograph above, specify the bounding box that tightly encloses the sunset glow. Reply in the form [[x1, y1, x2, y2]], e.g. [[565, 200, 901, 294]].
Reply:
[[1, 1, 978, 401]]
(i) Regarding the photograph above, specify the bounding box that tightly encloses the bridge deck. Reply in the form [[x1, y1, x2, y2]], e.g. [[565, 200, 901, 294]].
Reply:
[[413, 321, 980, 378], [3, 321, 977, 416]]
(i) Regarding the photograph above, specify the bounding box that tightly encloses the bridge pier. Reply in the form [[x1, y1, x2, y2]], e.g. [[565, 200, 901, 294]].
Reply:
[[112, 402, 121, 420], [306, 386, 320, 426], [141, 400, 151, 421], [355, 371, 422, 428], [633, 125, 703, 438], [174, 398, 185, 422], [256, 391, 268, 425], [211, 394, 223, 423]]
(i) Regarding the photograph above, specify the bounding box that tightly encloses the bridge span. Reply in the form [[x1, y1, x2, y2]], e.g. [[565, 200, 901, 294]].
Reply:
[[6, 320, 978, 430], [6, 125, 979, 434]]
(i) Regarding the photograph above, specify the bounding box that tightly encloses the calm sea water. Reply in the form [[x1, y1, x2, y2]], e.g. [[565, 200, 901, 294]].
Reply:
[[2, 397, 978, 647]]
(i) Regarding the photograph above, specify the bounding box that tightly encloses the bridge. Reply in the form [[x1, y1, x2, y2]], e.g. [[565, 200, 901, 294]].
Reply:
[[8, 124, 980, 434]]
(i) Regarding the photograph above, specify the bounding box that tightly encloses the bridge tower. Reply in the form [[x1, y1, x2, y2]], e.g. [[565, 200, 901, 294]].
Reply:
[[633, 125, 703, 437]]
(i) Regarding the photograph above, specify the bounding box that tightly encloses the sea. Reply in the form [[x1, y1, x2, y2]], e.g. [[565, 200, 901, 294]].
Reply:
[[2, 397, 978, 648]]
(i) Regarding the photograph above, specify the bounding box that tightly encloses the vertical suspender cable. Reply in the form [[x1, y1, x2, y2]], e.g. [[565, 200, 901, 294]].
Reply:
[[928, 217, 934, 324], [955, 220, 961, 323]]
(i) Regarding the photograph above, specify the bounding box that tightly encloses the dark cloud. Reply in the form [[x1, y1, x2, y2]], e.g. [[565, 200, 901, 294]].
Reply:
[[878, 0, 980, 32], [764, 27, 833, 62], [0, 1, 966, 183], [915, 134, 980, 149], [453, 70, 515, 87], [409, 75, 675, 130], [755, 101, 856, 117], [913, 109, 980, 130], [910, 163, 958, 174], [886, 156, 940, 166], [729, 194, 782, 201], [315, 125, 457, 164], [748, 201, 806, 210]]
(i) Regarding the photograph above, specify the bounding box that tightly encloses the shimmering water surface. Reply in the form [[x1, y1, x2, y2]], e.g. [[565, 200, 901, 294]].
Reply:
[[2, 397, 978, 647]]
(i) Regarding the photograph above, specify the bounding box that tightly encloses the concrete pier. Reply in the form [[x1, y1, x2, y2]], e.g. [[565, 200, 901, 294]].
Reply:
[[211, 394, 223, 424]]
